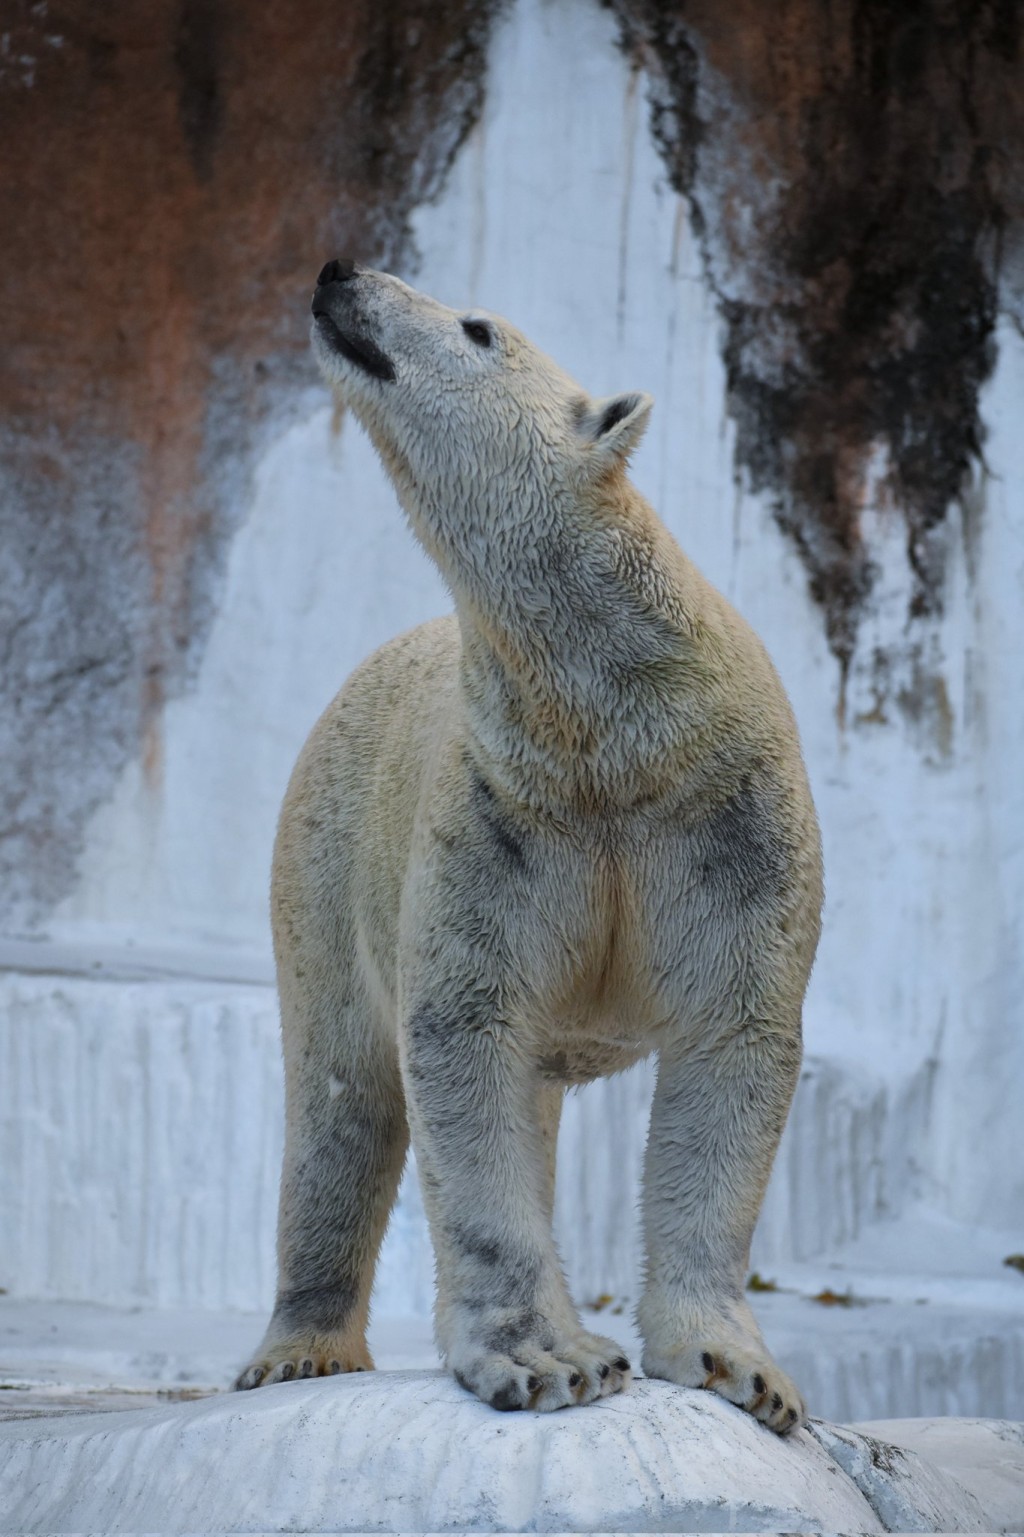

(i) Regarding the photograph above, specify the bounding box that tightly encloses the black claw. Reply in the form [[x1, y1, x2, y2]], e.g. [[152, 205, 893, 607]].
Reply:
[[613, 1356, 630, 1372], [752, 1373, 766, 1395], [771, 1391, 783, 1410], [280, 1362, 295, 1381], [599, 1363, 610, 1379], [527, 1374, 541, 1394], [490, 1384, 524, 1411], [568, 1371, 582, 1389], [328, 1360, 342, 1374], [787, 1407, 799, 1423], [702, 1351, 716, 1373]]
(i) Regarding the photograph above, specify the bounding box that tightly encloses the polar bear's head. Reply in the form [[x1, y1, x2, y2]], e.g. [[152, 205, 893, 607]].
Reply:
[[310, 261, 652, 520]]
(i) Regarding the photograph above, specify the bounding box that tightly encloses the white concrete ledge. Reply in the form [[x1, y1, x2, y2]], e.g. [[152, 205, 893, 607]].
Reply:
[[0, 1372, 1011, 1534]]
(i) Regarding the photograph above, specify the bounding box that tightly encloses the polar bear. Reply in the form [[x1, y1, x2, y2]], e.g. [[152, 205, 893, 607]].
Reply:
[[235, 260, 823, 1433]]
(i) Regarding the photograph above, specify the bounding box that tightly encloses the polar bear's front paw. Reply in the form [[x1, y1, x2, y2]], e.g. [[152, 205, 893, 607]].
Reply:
[[233, 1333, 373, 1390], [643, 1338, 805, 1435], [449, 1312, 632, 1412]]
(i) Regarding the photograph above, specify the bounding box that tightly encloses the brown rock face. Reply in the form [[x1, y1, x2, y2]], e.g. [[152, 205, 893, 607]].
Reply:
[[609, 0, 1024, 674], [0, 0, 504, 924]]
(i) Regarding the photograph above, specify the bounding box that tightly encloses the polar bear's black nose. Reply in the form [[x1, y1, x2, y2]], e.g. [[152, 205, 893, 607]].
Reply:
[[317, 258, 356, 287]]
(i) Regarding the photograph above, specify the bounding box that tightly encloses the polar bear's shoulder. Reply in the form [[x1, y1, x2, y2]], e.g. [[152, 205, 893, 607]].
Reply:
[[324, 614, 460, 724]]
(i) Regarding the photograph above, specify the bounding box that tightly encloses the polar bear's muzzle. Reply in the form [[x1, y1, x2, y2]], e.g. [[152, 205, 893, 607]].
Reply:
[[311, 258, 396, 383]]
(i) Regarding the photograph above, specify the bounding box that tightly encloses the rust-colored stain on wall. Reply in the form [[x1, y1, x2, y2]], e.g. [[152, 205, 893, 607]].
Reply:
[[0, 0, 503, 922], [610, 0, 1024, 673]]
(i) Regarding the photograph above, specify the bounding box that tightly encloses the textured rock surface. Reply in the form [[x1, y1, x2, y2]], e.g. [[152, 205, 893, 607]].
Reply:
[[861, 1414, 1020, 1537], [857, 1416, 1024, 1533], [0, 1373, 1000, 1534], [809, 1418, 990, 1533]]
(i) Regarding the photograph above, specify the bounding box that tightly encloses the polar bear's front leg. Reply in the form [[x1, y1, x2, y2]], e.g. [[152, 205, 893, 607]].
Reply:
[[639, 1023, 806, 1435], [403, 1002, 631, 1411]]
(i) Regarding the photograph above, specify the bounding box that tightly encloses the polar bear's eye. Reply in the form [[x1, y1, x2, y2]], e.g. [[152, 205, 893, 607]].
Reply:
[[461, 319, 493, 348]]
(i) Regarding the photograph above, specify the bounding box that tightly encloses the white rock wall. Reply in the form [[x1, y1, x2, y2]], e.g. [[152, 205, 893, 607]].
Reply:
[[3, 0, 1023, 1314]]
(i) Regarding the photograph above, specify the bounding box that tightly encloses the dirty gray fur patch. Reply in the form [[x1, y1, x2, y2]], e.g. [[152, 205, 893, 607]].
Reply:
[[696, 775, 789, 908], [450, 1223, 542, 1310], [272, 1279, 359, 1335], [406, 1000, 506, 1079], [469, 765, 527, 872], [482, 1307, 554, 1355], [405, 1006, 463, 1092], [538, 1049, 571, 1080], [277, 1096, 406, 1306]]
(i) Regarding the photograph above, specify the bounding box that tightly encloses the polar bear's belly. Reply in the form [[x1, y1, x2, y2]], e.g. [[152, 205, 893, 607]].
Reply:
[[536, 989, 664, 1084], [536, 1030, 652, 1084]]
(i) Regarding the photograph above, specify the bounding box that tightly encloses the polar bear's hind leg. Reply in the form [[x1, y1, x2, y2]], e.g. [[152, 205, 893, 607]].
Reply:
[[235, 734, 411, 1389]]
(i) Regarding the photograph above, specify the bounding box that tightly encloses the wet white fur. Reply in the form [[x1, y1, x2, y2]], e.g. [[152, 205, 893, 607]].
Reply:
[[236, 269, 823, 1432]]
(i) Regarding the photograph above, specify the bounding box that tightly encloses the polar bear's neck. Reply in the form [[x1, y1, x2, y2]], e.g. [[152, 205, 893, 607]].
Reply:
[[408, 472, 723, 805]]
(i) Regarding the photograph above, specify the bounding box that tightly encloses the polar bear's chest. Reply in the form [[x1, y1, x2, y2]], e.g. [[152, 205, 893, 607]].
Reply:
[[527, 843, 671, 1083]]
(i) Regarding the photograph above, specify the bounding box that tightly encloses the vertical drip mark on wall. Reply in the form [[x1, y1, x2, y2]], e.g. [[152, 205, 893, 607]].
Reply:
[[467, 116, 489, 306], [728, 477, 743, 603], [617, 60, 641, 345], [668, 191, 686, 282], [658, 194, 689, 517]]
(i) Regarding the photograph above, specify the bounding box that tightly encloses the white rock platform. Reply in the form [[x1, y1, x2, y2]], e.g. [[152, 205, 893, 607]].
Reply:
[[1, 1371, 1019, 1535]]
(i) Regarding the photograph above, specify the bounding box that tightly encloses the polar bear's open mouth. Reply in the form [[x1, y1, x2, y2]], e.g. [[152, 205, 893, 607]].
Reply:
[[312, 310, 396, 383]]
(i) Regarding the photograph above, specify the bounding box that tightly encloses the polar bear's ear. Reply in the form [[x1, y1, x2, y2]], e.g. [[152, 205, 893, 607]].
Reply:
[[578, 391, 654, 470]]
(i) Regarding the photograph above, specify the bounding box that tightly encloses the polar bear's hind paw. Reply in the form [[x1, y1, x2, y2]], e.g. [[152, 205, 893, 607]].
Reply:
[[233, 1334, 373, 1390]]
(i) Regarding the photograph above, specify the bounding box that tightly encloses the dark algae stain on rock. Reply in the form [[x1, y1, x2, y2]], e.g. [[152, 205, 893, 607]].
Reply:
[[607, 0, 1024, 676], [174, 0, 225, 182], [0, 0, 505, 925]]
